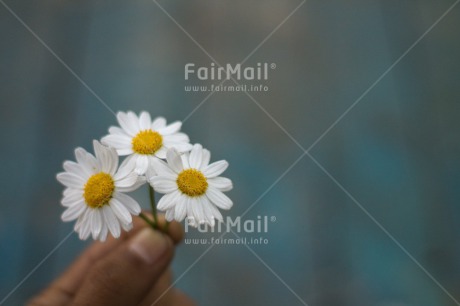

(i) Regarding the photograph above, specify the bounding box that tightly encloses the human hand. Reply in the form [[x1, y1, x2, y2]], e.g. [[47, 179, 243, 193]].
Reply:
[[28, 214, 195, 306]]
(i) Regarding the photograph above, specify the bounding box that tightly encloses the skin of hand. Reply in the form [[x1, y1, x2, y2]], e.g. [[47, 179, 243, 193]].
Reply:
[[27, 213, 196, 306]]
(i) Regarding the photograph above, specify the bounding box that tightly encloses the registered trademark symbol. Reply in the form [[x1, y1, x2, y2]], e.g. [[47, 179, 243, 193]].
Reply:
[[270, 216, 276, 222], [270, 63, 276, 69]]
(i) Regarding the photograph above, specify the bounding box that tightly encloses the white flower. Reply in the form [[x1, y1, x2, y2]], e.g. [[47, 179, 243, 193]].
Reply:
[[101, 111, 192, 175], [56, 141, 145, 241], [148, 144, 233, 227]]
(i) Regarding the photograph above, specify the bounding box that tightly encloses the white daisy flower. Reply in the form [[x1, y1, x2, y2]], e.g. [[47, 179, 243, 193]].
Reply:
[[148, 144, 233, 227], [101, 111, 192, 175], [56, 140, 145, 241]]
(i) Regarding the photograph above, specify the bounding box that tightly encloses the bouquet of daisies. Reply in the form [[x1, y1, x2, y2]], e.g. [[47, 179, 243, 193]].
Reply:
[[56, 111, 233, 241]]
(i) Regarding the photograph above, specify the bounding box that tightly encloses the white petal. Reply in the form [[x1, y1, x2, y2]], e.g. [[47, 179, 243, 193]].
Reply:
[[150, 158, 176, 177], [135, 155, 149, 175], [74, 208, 89, 231], [181, 153, 190, 169], [74, 147, 89, 165], [154, 146, 168, 159], [117, 148, 134, 155], [110, 198, 133, 224], [189, 144, 203, 169], [157, 190, 181, 211], [186, 197, 194, 224], [113, 192, 141, 215], [150, 176, 178, 194], [174, 197, 187, 221], [201, 149, 211, 169], [121, 222, 133, 232], [62, 190, 84, 207], [106, 148, 119, 171], [151, 117, 166, 130], [114, 155, 136, 180], [90, 210, 102, 239], [63, 188, 79, 198], [162, 132, 189, 144], [199, 196, 216, 226], [206, 187, 233, 210], [165, 209, 175, 221], [145, 157, 157, 172], [102, 205, 121, 238], [127, 111, 140, 130], [117, 111, 139, 136], [191, 197, 205, 224], [75, 148, 100, 174], [117, 176, 146, 192], [145, 160, 157, 180], [208, 177, 233, 192], [57, 173, 85, 189], [208, 203, 223, 223], [78, 218, 92, 240], [63, 161, 89, 180], [203, 160, 228, 178], [108, 126, 127, 136], [115, 171, 138, 188], [166, 148, 183, 173], [139, 111, 152, 130], [163, 142, 193, 153], [93, 140, 119, 175], [61, 200, 86, 221], [101, 134, 132, 150], [98, 223, 109, 241], [158, 121, 182, 135]]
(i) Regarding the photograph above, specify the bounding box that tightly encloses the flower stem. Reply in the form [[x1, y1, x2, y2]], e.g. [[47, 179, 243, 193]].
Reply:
[[138, 185, 169, 234], [138, 212, 157, 229], [149, 185, 159, 226]]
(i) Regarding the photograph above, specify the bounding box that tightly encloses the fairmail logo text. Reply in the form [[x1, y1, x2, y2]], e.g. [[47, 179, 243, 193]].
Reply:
[[184, 62, 275, 81]]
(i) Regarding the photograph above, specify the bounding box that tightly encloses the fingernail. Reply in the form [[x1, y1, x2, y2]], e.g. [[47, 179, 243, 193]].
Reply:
[[129, 228, 170, 265]]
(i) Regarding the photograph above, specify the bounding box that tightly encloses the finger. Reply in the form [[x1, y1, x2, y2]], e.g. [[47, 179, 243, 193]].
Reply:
[[28, 220, 150, 306], [138, 269, 174, 306], [28, 212, 183, 305], [44, 212, 175, 297], [155, 214, 184, 244], [51, 214, 154, 296], [71, 228, 174, 306], [138, 270, 196, 306], [170, 289, 197, 306]]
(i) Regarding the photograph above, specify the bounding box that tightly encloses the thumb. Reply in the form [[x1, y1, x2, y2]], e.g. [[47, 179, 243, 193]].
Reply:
[[72, 228, 174, 306]]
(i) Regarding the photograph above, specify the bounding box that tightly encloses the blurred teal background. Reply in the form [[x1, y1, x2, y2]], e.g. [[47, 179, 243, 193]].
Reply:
[[1, 0, 460, 305]]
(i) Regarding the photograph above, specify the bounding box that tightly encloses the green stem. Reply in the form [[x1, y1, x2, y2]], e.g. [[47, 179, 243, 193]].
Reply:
[[138, 185, 170, 234], [149, 185, 159, 226], [138, 212, 157, 230]]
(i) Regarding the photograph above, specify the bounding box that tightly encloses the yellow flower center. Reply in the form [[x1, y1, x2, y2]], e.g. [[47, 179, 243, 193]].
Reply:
[[83, 173, 115, 208], [177, 169, 208, 197], [132, 130, 163, 155]]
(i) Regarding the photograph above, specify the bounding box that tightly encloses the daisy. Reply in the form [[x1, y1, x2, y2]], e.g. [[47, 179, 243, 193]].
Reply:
[[57, 140, 145, 241], [101, 111, 192, 175], [148, 144, 233, 227]]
